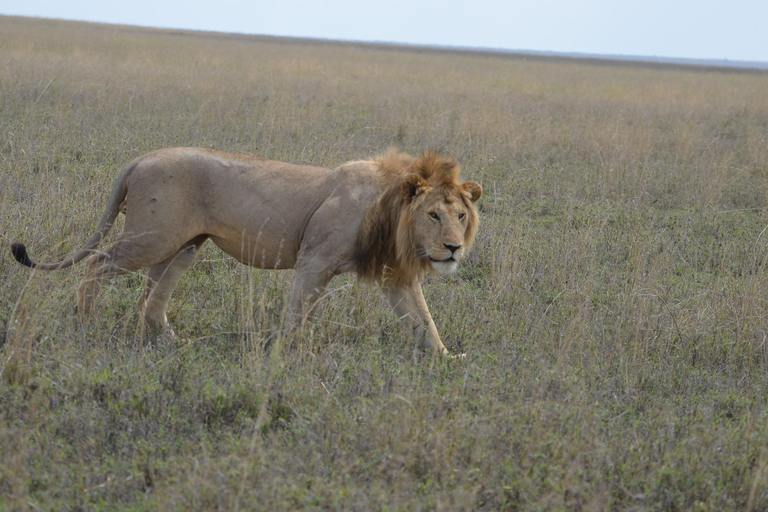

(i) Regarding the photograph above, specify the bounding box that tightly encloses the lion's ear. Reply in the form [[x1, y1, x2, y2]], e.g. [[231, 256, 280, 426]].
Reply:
[[462, 181, 482, 203], [402, 173, 429, 201]]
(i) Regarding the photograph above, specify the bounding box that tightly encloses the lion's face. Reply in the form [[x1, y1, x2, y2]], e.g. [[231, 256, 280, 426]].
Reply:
[[401, 174, 482, 276]]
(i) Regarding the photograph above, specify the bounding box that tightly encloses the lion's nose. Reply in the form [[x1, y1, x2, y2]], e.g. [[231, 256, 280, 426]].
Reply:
[[444, 243, 462, 254]]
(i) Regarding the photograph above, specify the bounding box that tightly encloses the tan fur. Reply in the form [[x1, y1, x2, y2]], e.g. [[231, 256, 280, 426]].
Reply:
[[10, 147, 481, 355]]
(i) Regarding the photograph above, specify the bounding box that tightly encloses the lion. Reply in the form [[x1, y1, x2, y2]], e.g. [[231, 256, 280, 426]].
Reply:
[[10, 148, 481, 356]]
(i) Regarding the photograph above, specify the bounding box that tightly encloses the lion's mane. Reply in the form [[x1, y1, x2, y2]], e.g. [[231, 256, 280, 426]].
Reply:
[[353, 149, 480, 284]]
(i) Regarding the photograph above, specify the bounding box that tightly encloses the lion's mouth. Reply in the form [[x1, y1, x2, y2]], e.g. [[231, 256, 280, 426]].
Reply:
[[429, 256, 456, 263], [429, 256, 459, 276]]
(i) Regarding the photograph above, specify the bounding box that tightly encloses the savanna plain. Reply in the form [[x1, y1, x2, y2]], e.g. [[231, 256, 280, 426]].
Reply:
[[2, 15, 768, 511]]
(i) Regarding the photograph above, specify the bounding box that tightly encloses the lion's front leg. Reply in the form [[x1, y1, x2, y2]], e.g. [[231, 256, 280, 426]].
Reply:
[[285, 268, 334, 336], [382, 280, 452, 356]]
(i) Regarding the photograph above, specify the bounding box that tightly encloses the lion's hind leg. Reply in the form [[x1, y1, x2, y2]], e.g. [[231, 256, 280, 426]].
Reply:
[[77, 231, 205, 326], [140, 235, 208, 333], [77, 251, 134, 323]]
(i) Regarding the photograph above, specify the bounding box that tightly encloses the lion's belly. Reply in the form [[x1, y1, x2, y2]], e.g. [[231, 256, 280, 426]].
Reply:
[[209, 234, 299, 269]]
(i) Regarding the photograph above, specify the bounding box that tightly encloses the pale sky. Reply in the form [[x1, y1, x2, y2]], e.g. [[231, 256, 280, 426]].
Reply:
[[2, 0, 767, 63]]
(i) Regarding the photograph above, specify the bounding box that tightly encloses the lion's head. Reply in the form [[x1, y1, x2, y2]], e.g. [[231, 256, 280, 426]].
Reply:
[[354, 150, 482, 284]]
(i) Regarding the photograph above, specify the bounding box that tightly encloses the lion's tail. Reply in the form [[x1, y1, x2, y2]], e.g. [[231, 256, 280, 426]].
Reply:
[[10, 162, 137, 271]]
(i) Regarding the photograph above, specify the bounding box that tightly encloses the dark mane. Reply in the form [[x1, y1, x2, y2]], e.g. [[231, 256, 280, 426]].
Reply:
[[353, 175, 410, 284]]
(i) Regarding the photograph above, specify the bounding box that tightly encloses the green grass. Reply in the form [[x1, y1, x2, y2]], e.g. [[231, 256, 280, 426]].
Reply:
[[2, 15, 768, 510]]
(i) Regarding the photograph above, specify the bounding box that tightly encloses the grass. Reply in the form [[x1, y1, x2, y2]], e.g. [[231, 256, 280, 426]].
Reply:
[[2, 14, 768, 510]]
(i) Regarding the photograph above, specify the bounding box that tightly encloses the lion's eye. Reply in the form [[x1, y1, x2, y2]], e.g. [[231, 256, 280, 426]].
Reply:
[[459, 212, 466, 220], [429, 212, 440, 221]]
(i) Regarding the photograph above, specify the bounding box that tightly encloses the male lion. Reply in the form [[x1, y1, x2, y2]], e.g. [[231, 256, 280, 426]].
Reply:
[[10, 148, 481, 355]]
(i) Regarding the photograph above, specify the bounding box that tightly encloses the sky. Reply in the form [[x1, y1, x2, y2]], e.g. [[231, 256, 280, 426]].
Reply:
[[2, 0, 767, 64]]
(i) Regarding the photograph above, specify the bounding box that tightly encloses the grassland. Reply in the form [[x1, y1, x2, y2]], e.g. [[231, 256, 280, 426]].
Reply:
[[2, 15, 768, 510]]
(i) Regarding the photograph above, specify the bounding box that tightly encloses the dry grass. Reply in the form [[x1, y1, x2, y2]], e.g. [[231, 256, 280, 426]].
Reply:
[[2, 15, 768, 510]]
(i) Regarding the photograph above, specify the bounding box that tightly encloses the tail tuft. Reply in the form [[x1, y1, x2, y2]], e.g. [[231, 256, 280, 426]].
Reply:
[[11, 242, 34, 267]]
